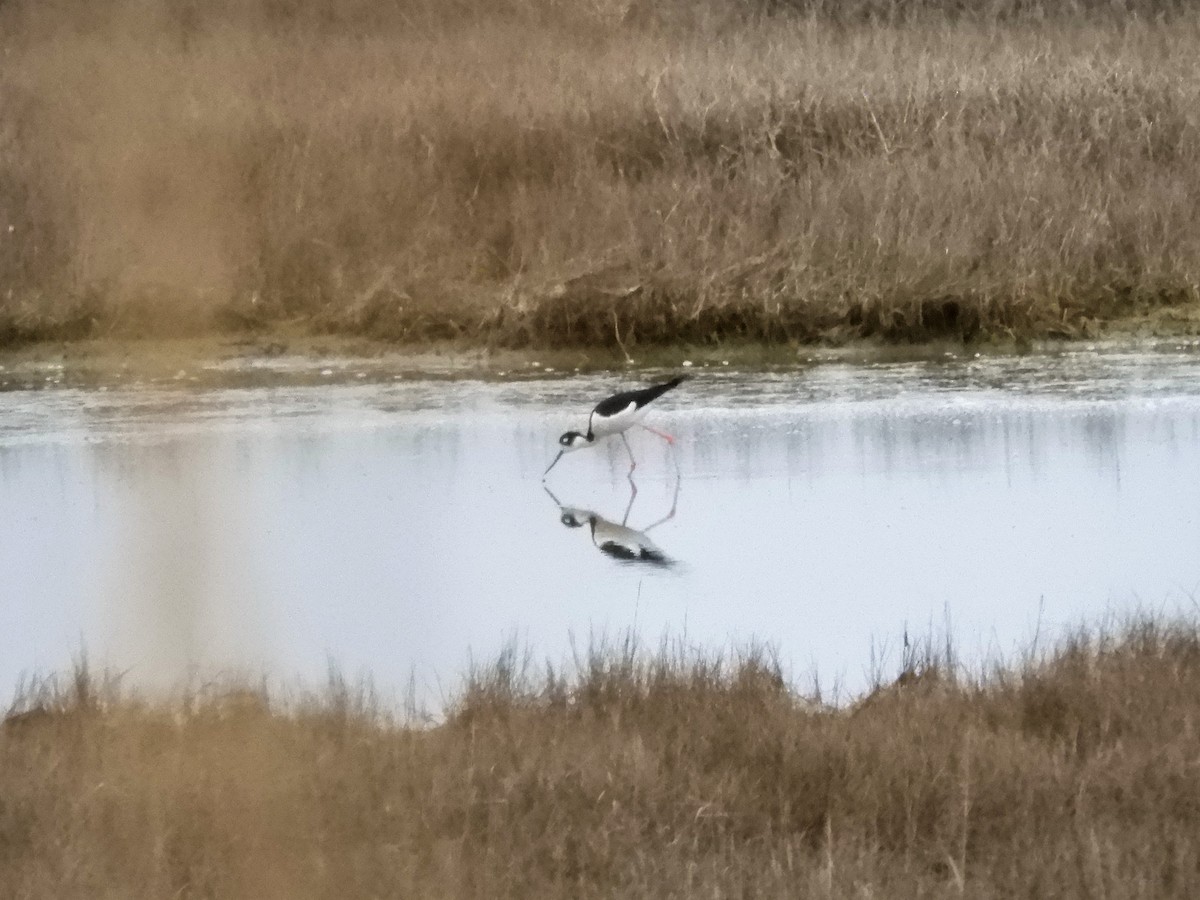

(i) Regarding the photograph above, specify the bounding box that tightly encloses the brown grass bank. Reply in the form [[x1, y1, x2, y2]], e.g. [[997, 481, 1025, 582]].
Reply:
[[5, 620, 1200, 897], [4, 0, 1200, 351]]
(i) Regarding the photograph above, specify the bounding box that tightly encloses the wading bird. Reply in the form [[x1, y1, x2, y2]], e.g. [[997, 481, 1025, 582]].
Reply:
[[543, 376, 686, 476]]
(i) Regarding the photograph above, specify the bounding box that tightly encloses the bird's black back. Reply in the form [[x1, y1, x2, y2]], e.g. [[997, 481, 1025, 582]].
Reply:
[[592, 376, 686, 418]]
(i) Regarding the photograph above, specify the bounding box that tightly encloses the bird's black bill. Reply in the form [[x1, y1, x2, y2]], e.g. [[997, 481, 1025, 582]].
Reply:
[[543, 450, 565, 477]]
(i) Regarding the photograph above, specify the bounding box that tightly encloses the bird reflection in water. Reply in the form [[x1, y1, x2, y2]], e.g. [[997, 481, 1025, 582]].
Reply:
[[544, 474, 680, 568]]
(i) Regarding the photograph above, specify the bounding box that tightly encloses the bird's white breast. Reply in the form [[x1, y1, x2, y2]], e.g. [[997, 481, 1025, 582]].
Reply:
[[589, 401, 646, 438], [591, 519, 659, 554]]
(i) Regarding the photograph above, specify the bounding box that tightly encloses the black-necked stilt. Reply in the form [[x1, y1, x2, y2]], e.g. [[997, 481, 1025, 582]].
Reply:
[[543, 375, 686, 476], [544, 481, 678, 567]]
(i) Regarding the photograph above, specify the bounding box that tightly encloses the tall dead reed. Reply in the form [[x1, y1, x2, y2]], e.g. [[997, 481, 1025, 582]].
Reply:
[[3, 0, 1200, 347]]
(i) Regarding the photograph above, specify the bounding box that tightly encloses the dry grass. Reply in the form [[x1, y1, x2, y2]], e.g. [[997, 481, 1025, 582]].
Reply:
[[5, 619, 1200, 897], [4, 0, 1200, 349]]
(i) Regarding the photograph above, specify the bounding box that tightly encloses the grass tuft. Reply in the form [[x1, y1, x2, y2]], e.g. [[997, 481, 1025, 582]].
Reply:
[[4, 616, 1200, 895]]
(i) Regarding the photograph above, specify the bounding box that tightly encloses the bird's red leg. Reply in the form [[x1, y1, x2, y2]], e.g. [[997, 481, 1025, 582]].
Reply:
[[621, 432, 638, 472], [622, 477, 638, 525], [639, 424, 676, 445]]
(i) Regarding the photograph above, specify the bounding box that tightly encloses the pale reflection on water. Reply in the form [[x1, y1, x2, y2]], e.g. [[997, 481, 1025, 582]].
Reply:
[[544, 474, 680, 568], [3, 350, 1200, 703]]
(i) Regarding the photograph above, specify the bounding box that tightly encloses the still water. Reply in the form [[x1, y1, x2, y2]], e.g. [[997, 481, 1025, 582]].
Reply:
[[4, 347, 1200, 704]]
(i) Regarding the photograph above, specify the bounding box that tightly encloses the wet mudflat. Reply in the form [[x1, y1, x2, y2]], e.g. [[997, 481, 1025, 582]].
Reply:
[[3, 346, 1200, 704]]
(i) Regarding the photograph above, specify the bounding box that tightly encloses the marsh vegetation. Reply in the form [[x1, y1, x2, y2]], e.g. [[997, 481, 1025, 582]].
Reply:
[[4, 0, 1200, 349], [4, 619, 1200, 897]]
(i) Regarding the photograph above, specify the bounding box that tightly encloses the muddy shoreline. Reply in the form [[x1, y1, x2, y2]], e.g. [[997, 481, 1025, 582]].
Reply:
[[4, 316, 1200, 389]]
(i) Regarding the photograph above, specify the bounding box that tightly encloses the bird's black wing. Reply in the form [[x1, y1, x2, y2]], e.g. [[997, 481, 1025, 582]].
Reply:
[[598, 541, 673, 567], [592, 376, 686, 417], [598, 541, 639, 561]]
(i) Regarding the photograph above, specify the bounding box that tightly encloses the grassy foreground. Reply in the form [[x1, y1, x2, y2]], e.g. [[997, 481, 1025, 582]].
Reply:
[[4, 0, 1200, 350], [4, 621, 1200, 897]]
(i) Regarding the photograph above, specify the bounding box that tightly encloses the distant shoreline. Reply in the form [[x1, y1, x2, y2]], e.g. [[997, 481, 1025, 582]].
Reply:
[[4, 297, 1200, 359], [4, 321, 1200, 387]]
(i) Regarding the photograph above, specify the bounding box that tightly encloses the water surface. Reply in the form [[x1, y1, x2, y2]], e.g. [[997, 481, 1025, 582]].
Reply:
[[4, 347, 1200, 703]]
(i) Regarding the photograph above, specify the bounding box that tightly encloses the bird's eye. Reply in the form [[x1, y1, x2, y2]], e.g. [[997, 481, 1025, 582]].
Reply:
[[560, 435, 570, 445]]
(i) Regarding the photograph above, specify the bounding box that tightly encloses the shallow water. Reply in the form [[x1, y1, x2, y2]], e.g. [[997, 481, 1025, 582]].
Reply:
[[4, 347, 1200, 704]]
